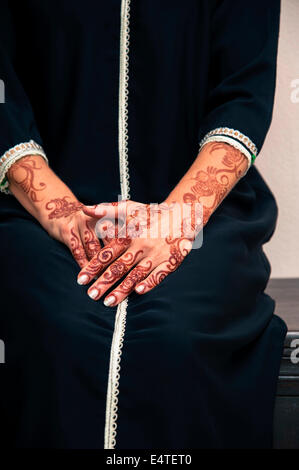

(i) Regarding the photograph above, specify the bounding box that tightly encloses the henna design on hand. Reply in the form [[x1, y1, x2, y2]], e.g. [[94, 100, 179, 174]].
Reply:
[[104, 259, 153, 306], [139, 237, 191, 293], [46, 196, 83, 219], [96, 219, 118, 243], [70, 228, 87, 268], [116, 259, 153, 293], [78, 143, 246, 303], [78, 237, 131, 284], [104, 250, 143, 281], [7, 156, 46, 202], [83, 220, 101, 259], [87, 250, 144, 301], [81, 201, 196, 302]]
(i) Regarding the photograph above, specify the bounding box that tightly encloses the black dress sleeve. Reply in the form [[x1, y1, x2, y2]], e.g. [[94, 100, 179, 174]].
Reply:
[[198, 0, 280, 167], [0, 0, 47, 194]]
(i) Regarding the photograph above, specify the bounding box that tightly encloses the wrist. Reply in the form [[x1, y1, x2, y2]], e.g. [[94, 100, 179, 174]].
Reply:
[[162, 195, 204, 240]]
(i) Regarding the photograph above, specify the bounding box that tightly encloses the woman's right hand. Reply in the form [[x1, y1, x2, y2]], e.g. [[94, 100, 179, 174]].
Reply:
[[7, 154, 103, 268]]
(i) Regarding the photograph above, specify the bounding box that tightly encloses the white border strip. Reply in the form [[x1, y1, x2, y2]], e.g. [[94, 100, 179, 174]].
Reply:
[[199, 127, 258, 156], [104, 0, 131, 450], [118, 0, 131, 200], [104, 299, 129, 449]]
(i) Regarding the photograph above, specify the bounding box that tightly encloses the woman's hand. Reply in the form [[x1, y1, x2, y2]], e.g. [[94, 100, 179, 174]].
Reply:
[[76, 142, 250, 306], [76, 200, 200, 306], [40, 199, 102, 268], [7, 155, 102, 268], [7, 142, 248, 286]]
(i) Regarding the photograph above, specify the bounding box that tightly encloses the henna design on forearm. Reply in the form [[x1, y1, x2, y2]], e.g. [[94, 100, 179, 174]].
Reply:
[[7, 156, 46, 202], [183, 143, 246, 225], [46, 196, 83, 219], [216, 142, 246, 176]]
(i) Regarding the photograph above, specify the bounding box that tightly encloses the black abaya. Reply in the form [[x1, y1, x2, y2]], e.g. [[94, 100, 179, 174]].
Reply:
[[0, 0, 287, 448]]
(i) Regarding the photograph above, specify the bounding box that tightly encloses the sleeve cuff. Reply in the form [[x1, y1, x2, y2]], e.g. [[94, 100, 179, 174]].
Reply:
[[0, 140, 48, 194]]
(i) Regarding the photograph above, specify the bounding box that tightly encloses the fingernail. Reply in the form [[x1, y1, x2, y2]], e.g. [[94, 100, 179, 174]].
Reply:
[[136, 285, 145, 293], [104, 296, 115, 307], [77, 274, 89, 285], [88, 289, 99, 300]]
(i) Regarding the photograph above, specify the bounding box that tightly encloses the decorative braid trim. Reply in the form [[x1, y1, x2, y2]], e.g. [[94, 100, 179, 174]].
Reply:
[[199, 127, 258, 157], [104, 0, 131, 450], [199, 135, 252, 172], [0, 140, 48, 194], [118, 0, 131, 200], [104, 299, 128, 449]]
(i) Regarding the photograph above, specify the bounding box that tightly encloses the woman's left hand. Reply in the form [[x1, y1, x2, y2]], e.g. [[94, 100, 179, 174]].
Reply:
[[77, 200, 200, 306]]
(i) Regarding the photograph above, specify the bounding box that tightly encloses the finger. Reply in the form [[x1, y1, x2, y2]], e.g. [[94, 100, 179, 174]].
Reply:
[[80, 219, 101, 259], [103, 258, 153, 307], [95, 219, 119, 245], [83, 201, 128, 220], [68, 228, 89, 268], [77, 237, 131, 285], [134, 264, 170, 295], [82, 204, 109, 218], [134, 238, 192, 295], [87, 249, 145, 301]]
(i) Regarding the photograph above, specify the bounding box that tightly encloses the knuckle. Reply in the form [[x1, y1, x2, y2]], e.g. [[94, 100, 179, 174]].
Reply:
[[60, 223, 71, 239]]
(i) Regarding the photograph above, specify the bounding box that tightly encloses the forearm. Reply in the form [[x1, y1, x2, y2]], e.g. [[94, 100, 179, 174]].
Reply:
[[164, 142, 249, 228], [7, 155, 81, 228]]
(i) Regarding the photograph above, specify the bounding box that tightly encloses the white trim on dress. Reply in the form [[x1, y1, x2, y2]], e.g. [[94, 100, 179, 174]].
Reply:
[[104, 0, 131, 450], [199, 127, 258, 156]]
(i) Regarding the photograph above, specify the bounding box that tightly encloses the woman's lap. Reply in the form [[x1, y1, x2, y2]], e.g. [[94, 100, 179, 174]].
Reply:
[[0, 176, 287, 447], [0, 205, 275, 353]]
